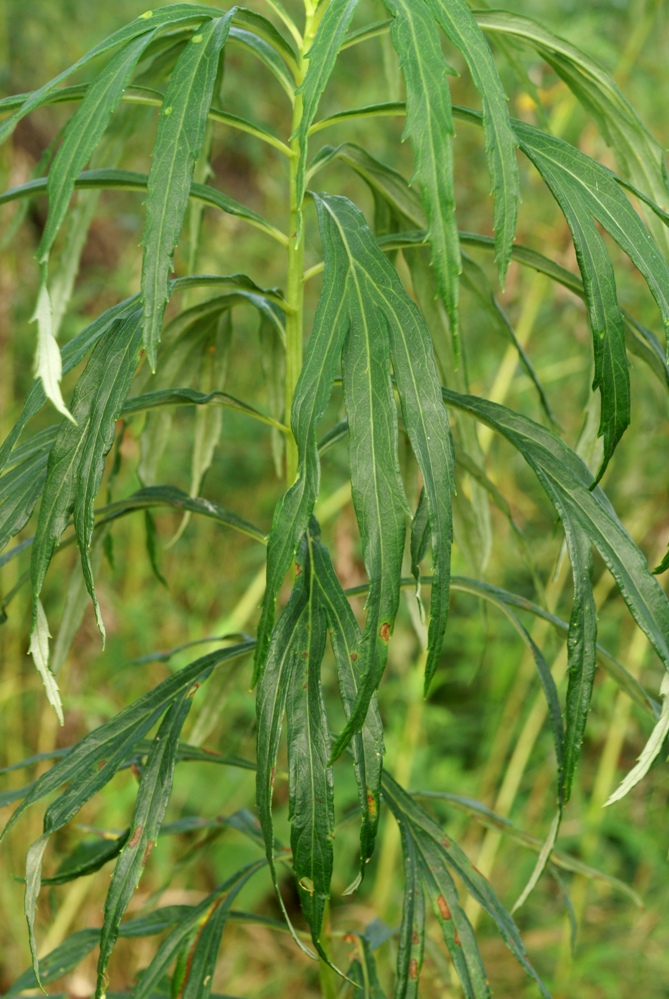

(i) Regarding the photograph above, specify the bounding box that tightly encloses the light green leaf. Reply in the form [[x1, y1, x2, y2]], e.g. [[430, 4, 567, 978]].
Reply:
[[38, 32, 156, 263], [428, 0, 519, 286], [28, 599, 63, 726], [30, 277, 74, 422], [382, 0, 460, 342], [141, 14, 234, 368], [605, 673, 669, 807]]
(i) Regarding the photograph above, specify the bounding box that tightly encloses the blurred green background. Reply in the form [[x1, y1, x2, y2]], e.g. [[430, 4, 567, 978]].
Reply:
[[1, 0, 668, 996]]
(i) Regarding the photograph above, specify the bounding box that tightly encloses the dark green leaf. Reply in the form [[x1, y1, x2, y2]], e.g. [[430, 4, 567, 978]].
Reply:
[[141, 13, 234, 367], [383, 0, 460, 340]]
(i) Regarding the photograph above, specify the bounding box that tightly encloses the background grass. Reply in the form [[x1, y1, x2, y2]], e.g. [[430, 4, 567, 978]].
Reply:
[[1, 0, 669, 995]]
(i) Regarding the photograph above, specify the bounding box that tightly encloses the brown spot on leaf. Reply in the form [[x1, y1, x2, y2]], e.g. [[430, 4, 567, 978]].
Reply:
[[187, 682, 201, 698], [454, 931, 461, 946], [409, 959, 418, 980], [441, 837, 451, 849], [412, 931, 420, 945], [301, 650, 308, 659], [350, 652, 358, 662], [142, 840, 155, 865], [437, 894, 451, 920], [97, 759, 108, 771], [128, 825, 144, 849], [379, 622, 390, 642], [295, 561, 302, 575], [366, 792, 377, 817]]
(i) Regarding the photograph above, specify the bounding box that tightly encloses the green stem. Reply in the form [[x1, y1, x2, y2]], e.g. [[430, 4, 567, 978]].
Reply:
[[284, 6, 319, 486]]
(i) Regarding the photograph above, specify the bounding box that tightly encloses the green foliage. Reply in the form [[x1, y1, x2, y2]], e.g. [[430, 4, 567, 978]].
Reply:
[[1, 1, 668, 996]]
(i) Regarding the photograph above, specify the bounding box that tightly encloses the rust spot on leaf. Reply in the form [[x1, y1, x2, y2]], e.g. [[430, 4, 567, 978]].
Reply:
[[454, 931, 461, 946], [379, 622, 390, 642], [409, 959, 418, 980], [187, 682, 201, 698], [295, 561, 302, 575], [97, 759, 108, 771], [412, 930, 420, 945], [301, 650, 308, 659], [366, 792, 377, 817], [142, 840, 155, 865], [441, 837, 450, 849], [129, 825, 144, 849], [343, 932, 356, 944], [131, 763, 141, 780], [350, 652, 358, 661], [437, 894, 451, 920]]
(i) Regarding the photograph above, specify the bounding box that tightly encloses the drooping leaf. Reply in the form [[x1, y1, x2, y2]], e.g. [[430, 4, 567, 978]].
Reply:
[[393, 822, 425, 999], [141, 13, 234, 368], [382, 0, 460, 341], [442, 388, 669, 674], [28, 599, 63, 725], [428, 0, 519, 286], [0, 5, 227, 146], [30, 310, 143, 652], [132, 862, 265, 999], [382, 772, 550, 998], [30, 276, 73, 421], [311, 536, 384, 882], [96, 694, 193, 996], [255, 547, 316, 957], [285, 532, 334, 954], [38, 33, 156, 263]]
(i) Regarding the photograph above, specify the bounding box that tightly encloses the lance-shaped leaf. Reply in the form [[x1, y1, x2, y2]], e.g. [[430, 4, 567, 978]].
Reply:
[[476, 9, 669, 259], [141, 13, 234, 368], [394, 822, 426, 999], [312, 194, 452, 757], [0, 450, 48, 552], [427, 0, 519, 286], [0, 5, 226, 146], [311, 537, 384, 882], [38, 32, 156, 263], [255, 549, 316, 957], [441, 387, 669, 674], [96, 694, 193, 996], [132, 862, 266, 999], [285, 533, 334, 954], [293, 0, 360, 236], [382, 0, 460, 341], [2, 642, 253, 843], [30, 311, 143, 649], [382, 772, 550, 998]]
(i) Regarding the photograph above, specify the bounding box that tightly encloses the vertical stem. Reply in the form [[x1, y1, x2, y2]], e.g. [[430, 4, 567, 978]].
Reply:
[[284, 3, 320, 487]]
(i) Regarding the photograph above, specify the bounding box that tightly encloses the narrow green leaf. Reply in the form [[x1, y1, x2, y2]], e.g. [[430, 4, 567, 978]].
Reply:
[[30, 311, 143, 649], [286, 533, 334, 953], [132, 863, 265, 999], [255, 553, 316, 958], [293, 0, 361, 235], [423, 863, 488, 999], [562, 528, 597, 801], [382, 0, 460, 342], [428, 0, 519, 286], [311, 537, 384, 882], [96, 695, 193, 995], [229, 25, 295, 98], [0, 5, 226, 146], [2, 642, 253, 843], [394, 824, 425, 999], [42, 831, 128, 886], [257, 314, 286, 477], [382, 772, 550, 999], [442, 389, 669, 675], [0, 451, 48, 552], [4, 928, 100, 998], [310, 194, 452, 755], [141, 14, 234, 368], [38, 33, 156, 263], [346, 935, 388, 998]]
